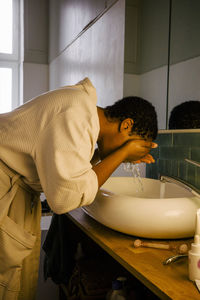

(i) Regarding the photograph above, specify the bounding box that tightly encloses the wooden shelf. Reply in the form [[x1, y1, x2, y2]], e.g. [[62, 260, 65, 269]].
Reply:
[[66, 208, 199, 300]]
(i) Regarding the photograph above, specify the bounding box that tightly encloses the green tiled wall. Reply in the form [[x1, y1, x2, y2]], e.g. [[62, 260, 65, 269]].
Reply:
[[146, 132, 200, 191]]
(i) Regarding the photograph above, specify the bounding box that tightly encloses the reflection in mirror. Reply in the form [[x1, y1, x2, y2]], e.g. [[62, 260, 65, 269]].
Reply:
[[168, 100, 200, 129], [168, 0, 200, 129]]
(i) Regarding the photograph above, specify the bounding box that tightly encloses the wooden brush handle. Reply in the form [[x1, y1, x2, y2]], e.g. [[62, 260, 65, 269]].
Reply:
[[133, 239, 188, 254], [134, 239, 170, 249]]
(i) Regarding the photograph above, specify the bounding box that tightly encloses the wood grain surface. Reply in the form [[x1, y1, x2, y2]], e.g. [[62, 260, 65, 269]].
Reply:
[[67, 208, 199, 300]]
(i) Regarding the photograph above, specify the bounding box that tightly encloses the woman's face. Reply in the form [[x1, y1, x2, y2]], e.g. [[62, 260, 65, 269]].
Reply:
[[96, 114, 153, 160], [97, 130, 151, 160]]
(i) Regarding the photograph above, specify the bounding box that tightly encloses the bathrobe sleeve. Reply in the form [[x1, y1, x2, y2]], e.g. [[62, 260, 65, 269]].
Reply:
[[34, 105, 99, 214]]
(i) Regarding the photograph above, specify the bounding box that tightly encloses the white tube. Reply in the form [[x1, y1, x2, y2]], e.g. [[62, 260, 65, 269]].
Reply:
[[188, 209, 200, 281]]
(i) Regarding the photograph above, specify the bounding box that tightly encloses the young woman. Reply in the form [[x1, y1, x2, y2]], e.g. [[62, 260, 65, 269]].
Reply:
[[0, 77, 157, 299]]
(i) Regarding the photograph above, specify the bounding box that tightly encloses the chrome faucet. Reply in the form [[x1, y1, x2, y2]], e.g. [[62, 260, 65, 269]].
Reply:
[[160, 175, 200, 198], [185, 158, 200, 168]]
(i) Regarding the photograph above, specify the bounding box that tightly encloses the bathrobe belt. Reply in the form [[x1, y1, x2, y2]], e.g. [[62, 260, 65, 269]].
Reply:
[[0, 159, 39, 212]]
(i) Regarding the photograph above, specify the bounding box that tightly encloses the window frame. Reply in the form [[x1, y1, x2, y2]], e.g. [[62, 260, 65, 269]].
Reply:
[[0, 0, 22, 111]]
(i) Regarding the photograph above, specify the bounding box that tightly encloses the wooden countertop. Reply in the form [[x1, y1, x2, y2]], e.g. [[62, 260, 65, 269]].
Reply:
[[67, 208, 200, 300]]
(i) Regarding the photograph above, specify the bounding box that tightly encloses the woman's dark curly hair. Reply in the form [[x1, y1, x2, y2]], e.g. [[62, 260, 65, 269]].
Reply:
[[104, 96, 158, 140]]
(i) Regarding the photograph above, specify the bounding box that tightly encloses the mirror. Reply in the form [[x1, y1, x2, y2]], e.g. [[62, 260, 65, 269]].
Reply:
[[167, 0, 200, 129]]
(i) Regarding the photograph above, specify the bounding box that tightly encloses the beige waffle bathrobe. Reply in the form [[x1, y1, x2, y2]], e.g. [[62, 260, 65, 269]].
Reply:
[[0, 78, 99, 299]]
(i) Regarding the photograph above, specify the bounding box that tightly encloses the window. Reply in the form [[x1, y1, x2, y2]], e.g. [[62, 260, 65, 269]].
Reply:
[[0, 0, 22, 113]]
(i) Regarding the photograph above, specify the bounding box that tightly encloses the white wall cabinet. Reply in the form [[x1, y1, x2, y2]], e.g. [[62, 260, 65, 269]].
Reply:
[[49, 0, 125, 108]]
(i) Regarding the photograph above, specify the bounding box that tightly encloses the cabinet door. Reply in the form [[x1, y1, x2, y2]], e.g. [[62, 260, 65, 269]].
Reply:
[[49, 0, 106, 61]]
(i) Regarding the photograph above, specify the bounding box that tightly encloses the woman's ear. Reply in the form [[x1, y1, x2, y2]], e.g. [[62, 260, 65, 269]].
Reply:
[[119, 118, 134, 132]]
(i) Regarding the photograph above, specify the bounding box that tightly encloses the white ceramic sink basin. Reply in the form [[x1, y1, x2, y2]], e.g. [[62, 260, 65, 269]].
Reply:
[[82, 177, 200, 239]]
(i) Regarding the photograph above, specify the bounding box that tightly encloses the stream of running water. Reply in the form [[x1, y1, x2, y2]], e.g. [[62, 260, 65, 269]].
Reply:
[[123, 162, 144, 193]]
